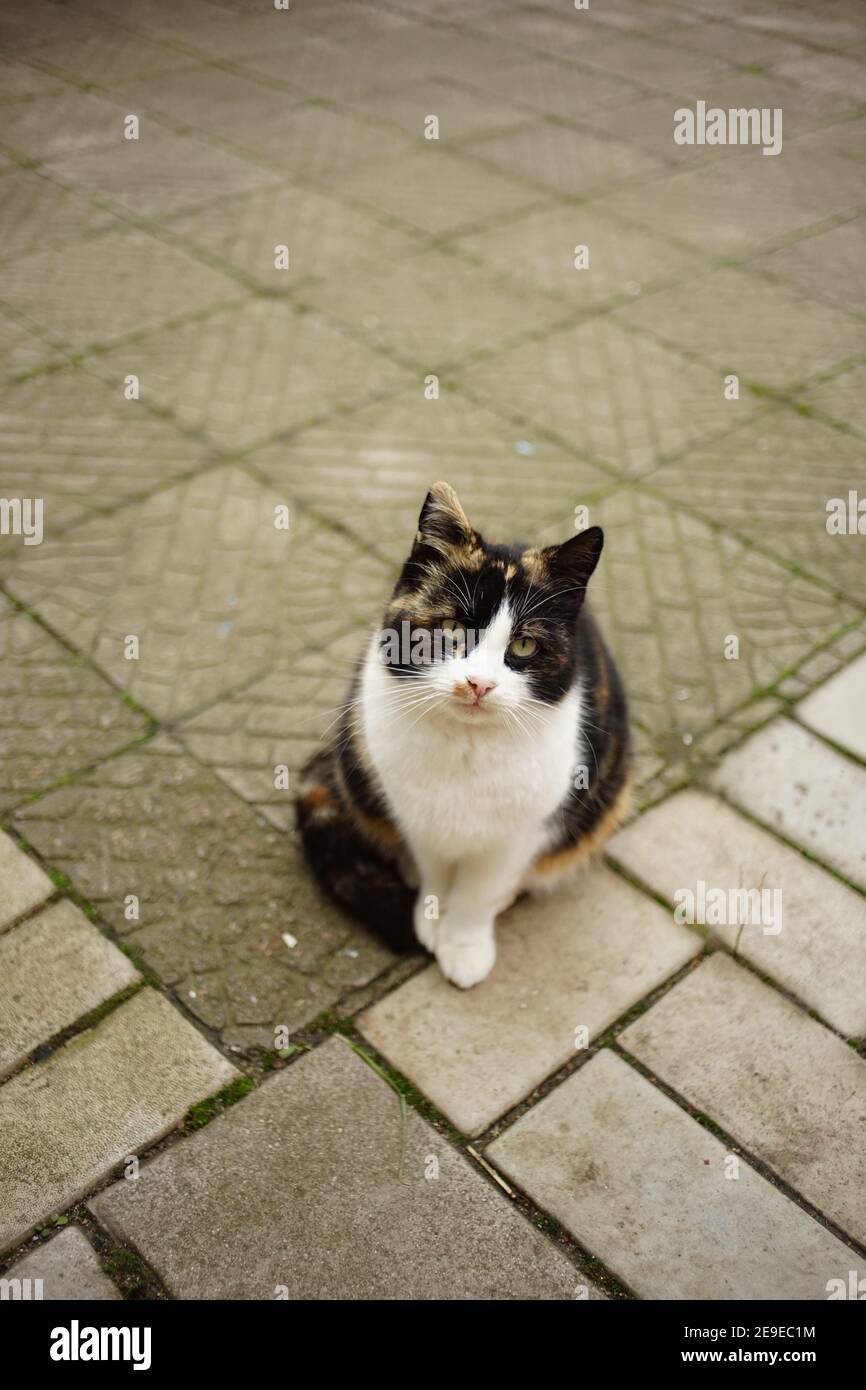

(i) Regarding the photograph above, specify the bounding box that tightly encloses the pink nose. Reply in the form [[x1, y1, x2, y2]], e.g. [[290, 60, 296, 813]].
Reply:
[[467, 676, 496, 701]]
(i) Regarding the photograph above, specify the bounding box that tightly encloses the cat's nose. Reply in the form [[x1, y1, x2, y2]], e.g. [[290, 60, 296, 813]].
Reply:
[[467, 676, 496, 702]]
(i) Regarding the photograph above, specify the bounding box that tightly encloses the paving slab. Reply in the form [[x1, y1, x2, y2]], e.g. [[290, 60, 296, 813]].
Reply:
[[337, 76, 529, 144], [618, 267, 866, 392], [609, 788, 866, 1036], [0, 305, 69, 384], [4, 466, 391, 720], [85, 303, 410, 452], [360, 865, 700, 1136], [468, 120, 669, 198], [488, 1048, 859, 1300], [710, 717, 866, 891], [0, 899, 140, 1080], [759, 218, 866, 318], [0, 89, 129, 162], [0, 829, 52, 932], [13, 736, 393, 1049], [3, 1226, 121, 1300], [0, 987, 237, 1253], [798, 653, 866, 762], [620, 952, 866, 1245], [462, 316, 761, 476], [91, 1037, 595, 1300], [645, 409, 866, 598], [803, 359, 866, 436], [0, 169, 119, 268]]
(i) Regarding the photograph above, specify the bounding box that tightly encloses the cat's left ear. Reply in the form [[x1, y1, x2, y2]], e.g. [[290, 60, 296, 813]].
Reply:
[[415, 481, 475, 553], [543, 526, 604, 592]]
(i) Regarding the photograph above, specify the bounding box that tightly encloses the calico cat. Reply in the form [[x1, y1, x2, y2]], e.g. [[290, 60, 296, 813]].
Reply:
[[297, 482, 630, 988]]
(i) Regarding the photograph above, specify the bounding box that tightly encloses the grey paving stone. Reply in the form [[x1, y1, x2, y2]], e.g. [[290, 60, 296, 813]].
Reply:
[[0, 601, 147, 813], [337, 77, 529, 144], [804, 359, 866, 435], [4, 466, 392, 720], [91, 1037, 592, 1300], [0, 987, 237, 1253], [759, 218, 866, 318], [798, 652, 866, 762], [0, 228, 241, 356], [469, 120, 669, 198], [488, 1048, 859, 1301], [303, 247, 568, 369], [609, 788, 866, 1036], [447, 51, 642, 121], [104, 62, 309, 144], [360, 866, 700, 1135], [577, 31, 732, 90], [0, 89, 128, 162], [0, 170, 119, 268], [13, 736, 393, 1049], [0, 829, 52, 932], [31, 27, 194, 85], [0, 899, 140, 1080], [3, 1226, 121, 1300], [710, 717, 866, 891], [0, 367, 216, 535], [645, 409, 866, 598], [0, 305, 69, 383], [618, 267, 866, 391], [231, 103, 417, 181], [85, 303, 410, 451], [0, 59, 66, 102], [462, 316, 762, 476], [620, 952, 866, 1245]]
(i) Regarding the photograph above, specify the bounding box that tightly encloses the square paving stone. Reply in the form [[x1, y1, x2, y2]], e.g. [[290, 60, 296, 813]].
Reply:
[[302, 248, 569, 370], [360, 865, 700, 1136], [0, 306, 69, 384], [0, 367, 217, 535], [797, 651, 866, 762], [468, 120, 670, 198], [0, 59, 66, 102], [576, 31, 733, 90], [803, 359, 866, 435], [710, 717, 866, 891], [462, 317, 762, 476], [0, 986, 237, 1254], [13, 736, 393, 1049], [330, 147, 542, 237], [0, 89, 129, 162], [100, 63, 307, 142], [450, 52, 642, 120], [618, 267, 866, 392], [86, 302, 410, 451], [337, 77, 530, 144], [165, 182, 417, 291], [645, 409, 866, 598], [30, 27, 195, 85], [90, 1037, 591, 1299], [228, 103, 417, 182], [609, 788, 866, 1036], [0, 602, 147, 813], [42, 128, 281, 220], [488, 1048, 858, 1301], [577, 488, 857, 755], [0, 227, 242, 356], [0, 899, 140, 1080], [620, 952, 866, 1246], [248, 386, 615, 567], [454, 203, 703, 308], [2, 1226, 121, 1300], [0, 828, 52, 932], [4, 466, 392, 721], [758, 218, 866, 318], [0, 169, 120, 268]]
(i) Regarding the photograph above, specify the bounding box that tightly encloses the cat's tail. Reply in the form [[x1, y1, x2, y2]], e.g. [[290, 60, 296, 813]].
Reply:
[[295, 749, 417, 954]]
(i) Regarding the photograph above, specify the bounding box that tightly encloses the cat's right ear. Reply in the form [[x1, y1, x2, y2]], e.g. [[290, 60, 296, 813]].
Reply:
[[415, 481, 474, 555]]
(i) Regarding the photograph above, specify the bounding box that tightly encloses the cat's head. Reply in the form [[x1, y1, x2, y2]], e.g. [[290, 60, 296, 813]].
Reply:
[[377, 482, 603, 726]]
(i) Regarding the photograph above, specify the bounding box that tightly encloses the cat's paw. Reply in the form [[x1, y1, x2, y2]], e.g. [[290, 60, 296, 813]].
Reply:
[[413, 896, 438, 953], [435, 930, 496, 989]]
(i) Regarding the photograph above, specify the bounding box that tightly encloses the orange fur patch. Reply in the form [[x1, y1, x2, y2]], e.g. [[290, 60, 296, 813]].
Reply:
[[530, 777, 633, 881]]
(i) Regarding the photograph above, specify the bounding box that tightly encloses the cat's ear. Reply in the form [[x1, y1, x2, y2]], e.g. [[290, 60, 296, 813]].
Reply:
[[543, 526, 604, 593], [415, 481, 474, 554]]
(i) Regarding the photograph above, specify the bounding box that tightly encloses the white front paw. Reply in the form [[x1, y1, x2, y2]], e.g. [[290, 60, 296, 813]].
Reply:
[[435, 930, 496, 989], [413, 895, 438, 953]]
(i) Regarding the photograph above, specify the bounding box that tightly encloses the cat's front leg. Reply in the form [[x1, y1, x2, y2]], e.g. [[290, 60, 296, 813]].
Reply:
[[411, 849, 453, 953], [435, 846, 526, 988]]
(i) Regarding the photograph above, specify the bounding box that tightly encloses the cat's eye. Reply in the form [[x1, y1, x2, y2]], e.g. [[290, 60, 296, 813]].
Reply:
[[509, 635, 538, 659]]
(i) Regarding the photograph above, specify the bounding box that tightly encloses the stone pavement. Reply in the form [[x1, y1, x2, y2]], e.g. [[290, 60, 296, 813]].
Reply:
[[0, 0, 865, 1300]]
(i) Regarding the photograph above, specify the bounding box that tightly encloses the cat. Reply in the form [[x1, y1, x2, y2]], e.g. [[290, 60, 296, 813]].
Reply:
[[297, 481, 630, 989]]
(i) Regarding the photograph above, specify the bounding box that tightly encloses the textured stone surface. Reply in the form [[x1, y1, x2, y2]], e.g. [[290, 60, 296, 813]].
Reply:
[[361, 866, 700, 1135], [5, 467, 392, 720], [711, 718, 866, 890], [13, 737, 393, 1049], [0, 829, 52, 932], [0, 601, 147, 811], [91, 1038, 590, 1300], [798, 652, 866, 761], [3, 1227, 121, 1300], [468, 120, 669, 198], [804, 359, 866, 435], [760, 218, 866, 318], [620, 953, 866, 1245], [610, 788, 866, 1036], [0, 170, 118, 268], [0, 987, 237, 1252], [0, 899, 140, 1079], [646, 409, 866, 598], [488, 1049, 857, 1301]]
